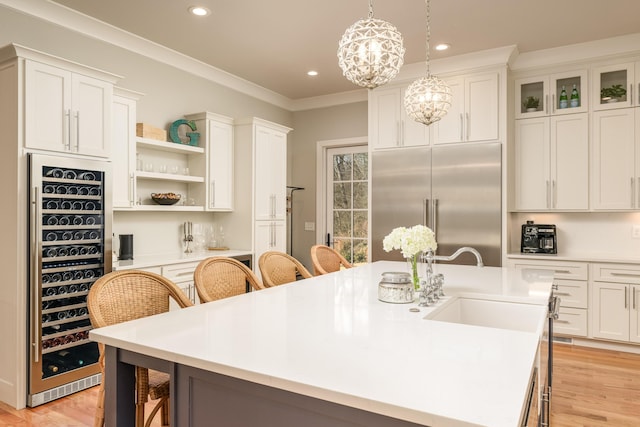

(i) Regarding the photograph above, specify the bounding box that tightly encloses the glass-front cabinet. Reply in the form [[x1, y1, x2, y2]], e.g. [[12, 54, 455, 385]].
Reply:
[[591, 62, 635, 110], [515, 70, 588, 118]]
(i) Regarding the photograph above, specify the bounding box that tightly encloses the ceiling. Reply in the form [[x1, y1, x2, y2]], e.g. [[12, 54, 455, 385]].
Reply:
[[50, 0, 640, 101]]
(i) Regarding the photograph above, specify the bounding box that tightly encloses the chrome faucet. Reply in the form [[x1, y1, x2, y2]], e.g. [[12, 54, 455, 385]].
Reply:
[[424, 246, 484, 267]]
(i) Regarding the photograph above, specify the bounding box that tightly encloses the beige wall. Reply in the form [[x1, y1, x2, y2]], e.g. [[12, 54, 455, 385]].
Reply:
[[290, 102, 368, 269]]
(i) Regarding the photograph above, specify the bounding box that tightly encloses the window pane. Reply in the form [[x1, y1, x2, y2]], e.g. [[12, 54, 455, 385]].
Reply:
[[333, 211, 352, 238], [334, 238, 352, 263], [354, 211, 368, 238], [333, 154, 352, 181], [353, 182, 368, 209], [353, 239, 368, 264], [353, 153, 368, 181], [333, 183, 351, 209]]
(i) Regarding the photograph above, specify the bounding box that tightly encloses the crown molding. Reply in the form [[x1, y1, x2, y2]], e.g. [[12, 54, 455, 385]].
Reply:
[[0, 0, 301, 109], [511, 33, 640, 71], [290, 89, 368, 111]]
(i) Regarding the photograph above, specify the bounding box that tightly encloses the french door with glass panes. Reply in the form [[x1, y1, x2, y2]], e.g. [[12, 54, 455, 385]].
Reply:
[[325, 146, 368, 264]]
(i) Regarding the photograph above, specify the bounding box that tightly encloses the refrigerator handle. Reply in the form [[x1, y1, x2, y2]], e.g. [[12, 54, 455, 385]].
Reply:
[[423, 199, 430, 228], [326, 233, 331, 247], [432, 199, 439, 237], [30, 186, 42, 363]]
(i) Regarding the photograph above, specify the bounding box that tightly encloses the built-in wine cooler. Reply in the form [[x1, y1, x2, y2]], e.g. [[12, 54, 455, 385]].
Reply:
[[28, 153, 111, 406]]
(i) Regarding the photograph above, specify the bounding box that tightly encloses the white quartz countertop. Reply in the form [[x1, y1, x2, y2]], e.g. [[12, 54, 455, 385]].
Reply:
[[91, 261, 553, 427], [113, 249, 252, 270], [507, 252, 640, 264]]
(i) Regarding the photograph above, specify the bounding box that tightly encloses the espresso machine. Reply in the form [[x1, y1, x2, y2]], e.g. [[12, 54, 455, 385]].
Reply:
[[521, 221, 557, 254]]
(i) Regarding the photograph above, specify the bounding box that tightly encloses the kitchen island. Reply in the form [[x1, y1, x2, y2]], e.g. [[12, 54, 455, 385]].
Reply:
[[90, 261, 553, 427]]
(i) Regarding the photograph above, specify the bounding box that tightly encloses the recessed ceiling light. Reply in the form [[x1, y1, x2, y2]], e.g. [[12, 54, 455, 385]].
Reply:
[[189, 6, 210, 16], [307, 70, 318, 76], [435, 44, 450, 51]]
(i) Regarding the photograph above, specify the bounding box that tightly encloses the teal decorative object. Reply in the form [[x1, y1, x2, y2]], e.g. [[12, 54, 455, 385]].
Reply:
[[169, 119, 199, 146]]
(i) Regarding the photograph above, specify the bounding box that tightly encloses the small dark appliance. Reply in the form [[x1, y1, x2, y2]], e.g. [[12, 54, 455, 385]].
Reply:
[[521, 221, 557, 254], [119, 234, 134, 260]]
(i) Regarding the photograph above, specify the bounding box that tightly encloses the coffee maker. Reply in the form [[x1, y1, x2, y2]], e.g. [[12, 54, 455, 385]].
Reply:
[[521, 221, 557, 254]]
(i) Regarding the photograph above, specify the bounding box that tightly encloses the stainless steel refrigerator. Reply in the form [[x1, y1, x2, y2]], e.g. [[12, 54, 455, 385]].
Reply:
[[371, 143, 501, 266], [28, 153, 112, 406]]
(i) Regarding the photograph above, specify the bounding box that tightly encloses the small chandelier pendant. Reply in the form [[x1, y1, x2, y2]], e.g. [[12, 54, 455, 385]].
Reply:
[[337, 0, 405, 89], [404, 0, 451, 126], [404, 75, 452, 126]]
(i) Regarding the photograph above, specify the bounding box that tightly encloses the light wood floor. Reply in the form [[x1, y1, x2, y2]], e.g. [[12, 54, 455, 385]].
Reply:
[[1, 343, 639, 426]]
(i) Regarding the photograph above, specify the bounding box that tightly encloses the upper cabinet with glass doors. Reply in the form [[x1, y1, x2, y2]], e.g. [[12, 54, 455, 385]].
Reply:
[[591, 62, 636, 111], [515, 69, 588, 119]]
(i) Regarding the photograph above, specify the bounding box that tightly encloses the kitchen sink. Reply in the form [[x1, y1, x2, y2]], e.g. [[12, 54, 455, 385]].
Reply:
[[424, 297, 547, 334]]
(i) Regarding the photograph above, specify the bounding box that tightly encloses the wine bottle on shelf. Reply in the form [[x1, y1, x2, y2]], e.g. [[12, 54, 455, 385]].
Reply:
[[559, 85, 568, 109], [570, 84, 580, 108]]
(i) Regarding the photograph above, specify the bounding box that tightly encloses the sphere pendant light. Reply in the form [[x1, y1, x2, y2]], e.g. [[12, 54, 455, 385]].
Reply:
[[404, 0, 451, 125], [337, 0, 405, 89]]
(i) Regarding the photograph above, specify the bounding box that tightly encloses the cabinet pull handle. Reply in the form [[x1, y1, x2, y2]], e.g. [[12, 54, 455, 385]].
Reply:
[[546, 180, 550, 209], [634, 287, 637, 310], [553, 269, 572, 274], [554, 319, 570, 324], [552, 180, 557, 208], [637, 177, 640, 209], [632, 177, 636, 208], [610, 272, 640, 278], [397, 121, 400, 146], [625, 287, 628, 309], [459, 113, 463, 141], [64, 109, 71, 151], [74, 111, 80, 152], [400, 121, 405, 146], [465, 112, 470, 141], [630, 83, 633, 105], [551, 94, 555, 114], [554, 291, 571, 296]]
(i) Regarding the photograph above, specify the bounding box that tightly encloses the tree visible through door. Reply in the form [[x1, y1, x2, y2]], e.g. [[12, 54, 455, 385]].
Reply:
[[326, 146, 368, 264]]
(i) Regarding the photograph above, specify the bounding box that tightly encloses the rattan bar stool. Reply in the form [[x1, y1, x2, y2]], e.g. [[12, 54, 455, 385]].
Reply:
[[310, 244, 353, 275], [194, 257, 265, 303], [258, 251, 313, 287], [87, 270, 193, 427]]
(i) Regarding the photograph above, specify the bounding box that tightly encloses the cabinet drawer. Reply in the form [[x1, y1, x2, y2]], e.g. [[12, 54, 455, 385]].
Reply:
[[554, 279, 588, 309], [162, 261, 200, 283], [591, 263, 640, 284], [554, 307, 587, 337], [511, 260, 588, 280]]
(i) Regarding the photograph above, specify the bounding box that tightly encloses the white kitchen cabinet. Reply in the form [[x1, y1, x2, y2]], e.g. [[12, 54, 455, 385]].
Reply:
[[185, 112, 234, 211], [515, 70, 588, 119], [25, 60, 115, 157], [111, 88, 142, 209], [220, 118, 292, 277], [590, 263, 640, 344], [254, 221, 286, 259], [254, 124, 288, 221], [514, 113, 589, 210], [591, 62, 635, 111], [509, 259, 588, 337], [368, 85, 429, 150], [591, 108, 637, 210], [433, 72, 499, 144]]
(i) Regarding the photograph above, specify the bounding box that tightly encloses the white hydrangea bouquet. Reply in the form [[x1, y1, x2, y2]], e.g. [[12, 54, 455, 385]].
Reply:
[[383, 225, 437, 290]]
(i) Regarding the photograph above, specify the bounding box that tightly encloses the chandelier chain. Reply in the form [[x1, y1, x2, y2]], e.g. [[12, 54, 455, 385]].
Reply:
[[368, 0, 374, 18], [425, 0, 431, 75]]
